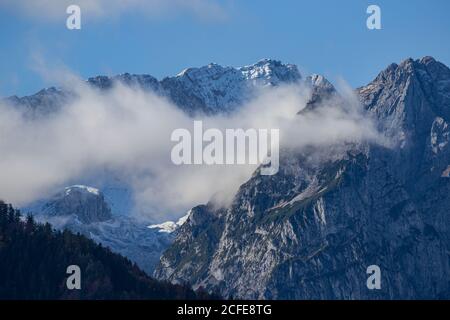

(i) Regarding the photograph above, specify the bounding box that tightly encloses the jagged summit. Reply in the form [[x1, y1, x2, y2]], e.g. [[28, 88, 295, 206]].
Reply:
[[160, 59, 301, 115], [87, 73, 160, 91], [7, 59, 303, 116], [299, 74, 337, 113], [359, 56, 450, 144], [239, 59, 301, 84], [371, 56, 449, 83], [420, 56, 436, 63], [306, 74, 335, 95], [42, 184, 112, 224], [172, 59, 301, 85], [170, 62, 235, 80]]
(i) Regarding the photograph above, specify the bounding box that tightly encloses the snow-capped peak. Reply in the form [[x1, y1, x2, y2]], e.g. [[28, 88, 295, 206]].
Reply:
[[40, 185, 112, 224], [239, 59, 301, 84]]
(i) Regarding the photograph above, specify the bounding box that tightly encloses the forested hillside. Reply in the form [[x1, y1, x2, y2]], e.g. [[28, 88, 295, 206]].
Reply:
[[0, 201, 211, 300]]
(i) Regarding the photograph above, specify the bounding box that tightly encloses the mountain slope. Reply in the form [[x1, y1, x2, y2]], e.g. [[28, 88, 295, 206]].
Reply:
[[31, 185, 177, 275], [154, 57, 450, 299]]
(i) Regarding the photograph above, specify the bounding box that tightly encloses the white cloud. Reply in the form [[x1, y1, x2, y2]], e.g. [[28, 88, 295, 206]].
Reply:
[[0, 70, 383, 220], [0, 0, 228, 21]]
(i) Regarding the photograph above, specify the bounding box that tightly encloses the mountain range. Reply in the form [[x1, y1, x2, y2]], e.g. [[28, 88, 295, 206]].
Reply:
[[3, 56, 450, 299], [6, 59, 301, 117], [155, 57, 450, 299], [12, 59, 304, 276]]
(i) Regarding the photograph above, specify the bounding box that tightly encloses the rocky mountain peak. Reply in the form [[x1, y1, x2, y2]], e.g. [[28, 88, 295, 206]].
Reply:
[[160, 59, 301, 115], [419, 55, 436, 65], [169, 59, 301, 86], [358, 56, 450, 147], [173, 63, 237, 81], [300, 74, 337, 113], [87, 73, 160, 91], [239, 59, 301, 84], [42, 185, 112, 224], [372, 56, 450, 87]]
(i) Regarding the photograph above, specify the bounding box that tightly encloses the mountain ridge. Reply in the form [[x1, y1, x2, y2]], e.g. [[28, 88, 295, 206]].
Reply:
[[2, 56, 449, 299], [5, 59, 302, 116]]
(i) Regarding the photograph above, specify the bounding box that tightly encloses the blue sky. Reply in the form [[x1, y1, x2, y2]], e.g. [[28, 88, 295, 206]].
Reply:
[[1, 0, 450, 97]]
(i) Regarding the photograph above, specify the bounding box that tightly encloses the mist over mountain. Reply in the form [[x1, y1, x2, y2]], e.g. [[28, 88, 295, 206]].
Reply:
[[5, 59, 308, 276], [154, 57, 450, 299], [1, 57, 449, 299], [5, 59, 301, 118], [0, 60, 307, 214]]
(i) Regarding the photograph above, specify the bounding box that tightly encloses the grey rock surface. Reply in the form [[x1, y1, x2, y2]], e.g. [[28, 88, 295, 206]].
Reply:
[[154, 57, 450, 299]]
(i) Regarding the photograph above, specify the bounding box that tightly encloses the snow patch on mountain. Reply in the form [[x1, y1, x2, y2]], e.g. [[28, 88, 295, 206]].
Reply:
[[148, 209, 191, 233], [65, 185, 100, 196]]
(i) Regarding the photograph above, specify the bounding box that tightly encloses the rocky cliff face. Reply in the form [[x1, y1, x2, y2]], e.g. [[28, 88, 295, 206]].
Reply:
[[154, 57, 450, 299], [42, 185, 112, 224]]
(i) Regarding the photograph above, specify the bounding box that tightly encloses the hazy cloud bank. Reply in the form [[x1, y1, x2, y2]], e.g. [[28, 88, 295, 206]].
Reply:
[[0, 75, 382, 220]]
